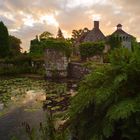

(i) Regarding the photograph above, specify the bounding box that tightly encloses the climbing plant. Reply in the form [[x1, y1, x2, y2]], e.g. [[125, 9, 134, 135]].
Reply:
[[41, 39, 72, 58], [107, 35, 122, 49], [79, 42, 105, 60]]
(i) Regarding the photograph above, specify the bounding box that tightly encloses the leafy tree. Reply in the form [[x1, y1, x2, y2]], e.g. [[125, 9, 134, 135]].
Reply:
[[40, 31, 53, 41], [0, 21, 10, 57], [69, 47, 140, 140], [29, 36, 43, 58], [9, 35, 22, 56], [71, 28, 89, 43]]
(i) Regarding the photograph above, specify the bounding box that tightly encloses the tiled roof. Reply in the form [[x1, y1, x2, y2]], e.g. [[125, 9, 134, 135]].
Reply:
[[112, 29, 132, 37], [83, 28, 105, 42]]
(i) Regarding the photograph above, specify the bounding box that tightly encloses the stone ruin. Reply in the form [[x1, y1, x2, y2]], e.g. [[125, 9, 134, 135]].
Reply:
[[44, 48, 69, 78]]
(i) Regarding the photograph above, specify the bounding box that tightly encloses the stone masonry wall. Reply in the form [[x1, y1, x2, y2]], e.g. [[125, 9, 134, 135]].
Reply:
[[68, 62, 91, 79]]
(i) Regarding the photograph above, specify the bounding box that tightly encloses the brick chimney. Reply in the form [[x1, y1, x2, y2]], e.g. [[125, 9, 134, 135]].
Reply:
[[94, 21, 99, 29]]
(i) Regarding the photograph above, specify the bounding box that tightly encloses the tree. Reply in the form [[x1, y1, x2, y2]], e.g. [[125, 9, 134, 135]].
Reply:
[[0, 21, 10, 57], [71, 28, 89, 43], [9, 35, 22, 56], [69, 47, 140, 140], [39, 31, 53, 41], [56, 28, 64, 39], [29, 35, 44, 58]]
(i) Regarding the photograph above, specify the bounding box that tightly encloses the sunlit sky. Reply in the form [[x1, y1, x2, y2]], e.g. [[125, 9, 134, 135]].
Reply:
[[0, 0, 140, 51]]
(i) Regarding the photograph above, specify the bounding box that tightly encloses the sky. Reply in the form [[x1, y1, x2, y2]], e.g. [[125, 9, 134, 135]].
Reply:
[[0, 0, 140, 51]]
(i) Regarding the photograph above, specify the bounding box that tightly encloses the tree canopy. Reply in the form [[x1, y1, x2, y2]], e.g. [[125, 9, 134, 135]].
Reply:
[[0, 21, 10, 58], [9, 35, 22, 56], [39, 31, 53, 41], [71, 28, 89, 43], [56, 28, 64, 39]]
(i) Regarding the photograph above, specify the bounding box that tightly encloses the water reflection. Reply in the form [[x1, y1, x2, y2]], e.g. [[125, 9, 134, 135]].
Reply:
[[0, 89, 46, 140]]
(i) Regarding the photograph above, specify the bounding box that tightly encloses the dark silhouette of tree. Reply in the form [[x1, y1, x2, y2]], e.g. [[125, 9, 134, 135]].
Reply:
[[56, 28, 64, 39], [71, 27, 89, 43], [0, 21, 10, 58], [39, 31, 53, 41], [9, 35, 22, 56]]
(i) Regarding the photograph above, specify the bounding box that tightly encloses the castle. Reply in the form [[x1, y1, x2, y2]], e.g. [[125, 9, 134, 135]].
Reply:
[[76, 21, 135, 50]]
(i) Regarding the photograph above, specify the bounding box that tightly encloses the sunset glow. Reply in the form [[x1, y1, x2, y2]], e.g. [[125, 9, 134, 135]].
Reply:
[[0, 0, 139, 51]]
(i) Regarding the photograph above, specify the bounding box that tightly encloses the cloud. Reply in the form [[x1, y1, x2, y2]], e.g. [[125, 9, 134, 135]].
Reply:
[[0, 0, 140, 51]]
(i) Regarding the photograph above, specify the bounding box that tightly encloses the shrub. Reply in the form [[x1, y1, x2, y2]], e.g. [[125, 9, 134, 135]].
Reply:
[[69, 47, 140, 140], [79, 42, 105, 60]]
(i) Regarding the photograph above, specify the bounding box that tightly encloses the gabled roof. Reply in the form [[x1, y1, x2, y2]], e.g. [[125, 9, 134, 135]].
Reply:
[[112, 24, 132, 37], [76, 31, 90, 43], [83, 28, 105, 42], [112, 29, 132, 37]]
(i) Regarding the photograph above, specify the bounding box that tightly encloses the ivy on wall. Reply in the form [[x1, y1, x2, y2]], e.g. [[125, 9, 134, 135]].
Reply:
[[79, 42, 105, 60]]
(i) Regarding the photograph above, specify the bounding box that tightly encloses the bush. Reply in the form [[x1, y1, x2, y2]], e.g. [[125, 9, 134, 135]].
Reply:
[[79, 42, 104, 60], [69, 47, 140, 140]]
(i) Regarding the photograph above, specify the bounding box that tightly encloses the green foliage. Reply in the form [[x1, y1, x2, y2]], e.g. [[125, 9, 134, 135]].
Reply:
[[9, 35, 22, 56], [107, 35, 122, 49], [0, 78, 46, 106], [71, 28, 89, 43], [30, 44, 44, 58], [30, 36, 72, 58], [69, 46, 140, 140], [79, 42, 105, 60], [40, 31, 53, 41], [23, 112, 69, 140], [30, 37, 44, 58], [109, 47, 132, 66], [0, 21, 22, 58], [0, 21, 10, 57], [41, 39, 72, 58]]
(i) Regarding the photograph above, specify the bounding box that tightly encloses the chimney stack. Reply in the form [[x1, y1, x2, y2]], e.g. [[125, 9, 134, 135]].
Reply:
[[94, 21, 99, 29], [117, 24, 122, 30]]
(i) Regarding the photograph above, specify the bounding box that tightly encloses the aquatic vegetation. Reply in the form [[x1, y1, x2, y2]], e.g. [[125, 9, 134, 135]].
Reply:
[[43, 82, 71, 113], [0, 78, 46, 106]]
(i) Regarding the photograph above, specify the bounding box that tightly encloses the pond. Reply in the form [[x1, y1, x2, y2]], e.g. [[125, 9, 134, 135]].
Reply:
[[0, 77, 78, 140], [0, 78, 47, 140]]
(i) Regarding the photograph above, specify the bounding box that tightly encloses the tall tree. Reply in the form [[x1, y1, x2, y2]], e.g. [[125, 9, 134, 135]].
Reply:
[[56, 28, 64, 39], [0, 21, 10, 58], [9, 35, 22, 56]]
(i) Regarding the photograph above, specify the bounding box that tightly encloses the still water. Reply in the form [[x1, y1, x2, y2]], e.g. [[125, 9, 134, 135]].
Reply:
[[0, 78, 47, 140]]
